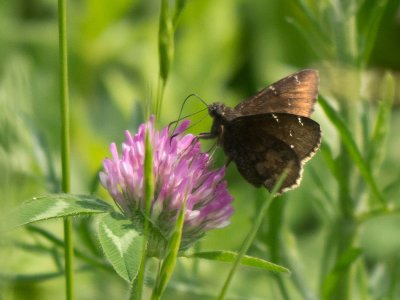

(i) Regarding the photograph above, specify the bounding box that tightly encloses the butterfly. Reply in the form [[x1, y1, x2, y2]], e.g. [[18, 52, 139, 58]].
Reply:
[[200, 69, 321, 193]]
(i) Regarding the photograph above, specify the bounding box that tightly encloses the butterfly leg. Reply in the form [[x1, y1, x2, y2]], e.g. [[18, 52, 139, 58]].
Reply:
[[198, 132, 217, 139]]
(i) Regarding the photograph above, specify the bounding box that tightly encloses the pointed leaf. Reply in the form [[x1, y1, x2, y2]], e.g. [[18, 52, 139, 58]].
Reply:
[[9, 194, 113, 229], [319, 96, 386, 207], [368, 72, 395, 166], [97, 212, 143, 283], [184, 251, 290, 274], [173, 0, 187, 27], [322, 247, 362, 299], [319, 142, 338, 179], [359, 0, 389, 66]]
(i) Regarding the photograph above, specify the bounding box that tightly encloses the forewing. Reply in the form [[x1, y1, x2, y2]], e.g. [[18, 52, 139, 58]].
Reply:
[[222, 120, 303, 193], [235, 69, 319, 117]]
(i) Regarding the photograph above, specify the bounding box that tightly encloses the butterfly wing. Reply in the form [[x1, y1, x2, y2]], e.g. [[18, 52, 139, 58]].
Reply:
[[254, 113, 321, 163], [221, 113, 321, 192], [234, 69, 319, 118]]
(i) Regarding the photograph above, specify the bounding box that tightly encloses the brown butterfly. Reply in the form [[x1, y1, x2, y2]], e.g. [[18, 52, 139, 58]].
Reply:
[[200, 69, 321, 193]]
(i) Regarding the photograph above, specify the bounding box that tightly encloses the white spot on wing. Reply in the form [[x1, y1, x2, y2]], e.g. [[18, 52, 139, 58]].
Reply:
[[290, 145, 294, 149], [269, 85, 278, 95], [289, 130, 293, 137], [272, 114, 279, 123], [297, 117, 304, 126], [294, 75, 300, 84]]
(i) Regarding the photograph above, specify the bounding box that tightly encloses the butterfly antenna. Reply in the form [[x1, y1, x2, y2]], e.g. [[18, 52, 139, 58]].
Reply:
[[168, 107, 208, 131], [184, 93, 209, 108], [169, 93, 209, 137], [170, 112, 210, 140]]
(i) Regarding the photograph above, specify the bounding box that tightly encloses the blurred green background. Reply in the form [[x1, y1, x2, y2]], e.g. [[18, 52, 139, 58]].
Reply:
[[1, 0, 400, 299]]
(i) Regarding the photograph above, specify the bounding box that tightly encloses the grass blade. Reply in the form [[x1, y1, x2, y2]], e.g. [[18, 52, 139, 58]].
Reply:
[[184, 251, 290, 274], [322, 247, 362, 299], [319, 96, 386, 207], [319, 142, 338, 179], [368, 72, 395, 167], [359, 0, 389, 66], [173, 0, 187, 27], [217, 171, 288, 300]]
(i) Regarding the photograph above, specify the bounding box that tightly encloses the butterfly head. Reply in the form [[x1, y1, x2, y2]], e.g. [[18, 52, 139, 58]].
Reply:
[[208, 103, 236, 123]]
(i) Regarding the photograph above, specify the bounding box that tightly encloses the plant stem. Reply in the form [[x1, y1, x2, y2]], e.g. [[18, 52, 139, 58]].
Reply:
[[151, 192, 188, 299], [132, 243, 147, 299], [155, 78, 166, 121], [58, 0, 74, 298], [266, 198, 291, 300], [132, 130, 154, 299], [217, 174, 286, 300], [63, 218, 74, 299], [330, 218, 357, 300], [217, 193, 275, 299]]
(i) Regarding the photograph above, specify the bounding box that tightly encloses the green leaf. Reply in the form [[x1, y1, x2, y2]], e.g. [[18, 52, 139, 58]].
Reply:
[[308, 167, 336, 220], [1, 270, 65, 283], [173, 0, 187, 27], [319, 142, 338, 179], [359, 0, 389, 66], [97, 212, 143, 283], [319, 96, 386, 207], [322, 247, 362, 299], [368, 72, 395, 167], [383, 173, 400, 200], [9, 194, 113, 229], [217, 172, 288, 300], [184, 251, 290, 274], [285, 16, 331, 59]]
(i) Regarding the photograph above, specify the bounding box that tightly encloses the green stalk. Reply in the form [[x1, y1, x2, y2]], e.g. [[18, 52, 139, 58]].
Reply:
[[151, 192, 187, 299], [58, 0, 73, 299], [217, 172, 287, 300], [266, 198, 290, 300], [132, 130, 154, 299], [155, 79, 166, 121], [324, 5, 359, 298]]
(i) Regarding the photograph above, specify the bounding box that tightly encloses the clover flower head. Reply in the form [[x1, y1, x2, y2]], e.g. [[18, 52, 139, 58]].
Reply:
[[100, 116, 234, 255]]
